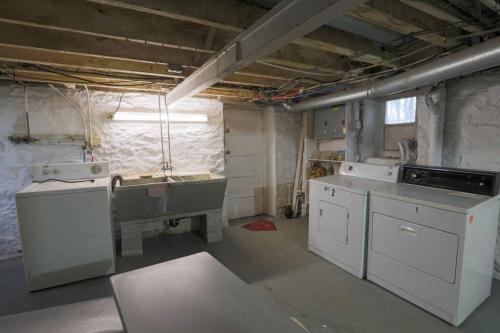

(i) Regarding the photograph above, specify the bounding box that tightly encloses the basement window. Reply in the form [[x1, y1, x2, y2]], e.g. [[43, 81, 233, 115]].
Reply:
[[384, 96, 416, 125]]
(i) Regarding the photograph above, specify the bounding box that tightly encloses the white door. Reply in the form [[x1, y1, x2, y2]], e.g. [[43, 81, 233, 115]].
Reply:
[[224, 106, 264, 220]]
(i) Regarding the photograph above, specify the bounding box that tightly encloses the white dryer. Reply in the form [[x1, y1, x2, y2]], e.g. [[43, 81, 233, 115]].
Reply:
[[308, 162, 400, 278], [367, 165, 500, 326], [16, 162, 115, 291]]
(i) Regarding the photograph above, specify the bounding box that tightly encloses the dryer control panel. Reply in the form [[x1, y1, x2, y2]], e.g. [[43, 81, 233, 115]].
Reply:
[[402, 165, 500, 196]]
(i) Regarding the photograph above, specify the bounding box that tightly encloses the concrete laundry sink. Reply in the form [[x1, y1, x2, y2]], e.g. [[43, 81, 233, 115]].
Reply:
[[113, 172, 226, 222]]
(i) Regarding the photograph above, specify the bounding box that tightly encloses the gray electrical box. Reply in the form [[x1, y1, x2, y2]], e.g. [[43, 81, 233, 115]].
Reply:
[[313, 105, 346, 140]]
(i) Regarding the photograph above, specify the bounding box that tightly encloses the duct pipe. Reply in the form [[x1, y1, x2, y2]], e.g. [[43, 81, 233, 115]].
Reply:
[[425, 86, 446, 166], [291, 36, 500, 111]]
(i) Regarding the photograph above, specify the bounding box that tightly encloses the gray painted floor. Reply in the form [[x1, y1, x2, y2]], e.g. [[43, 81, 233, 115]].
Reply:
[[0, 216, 499, 333]]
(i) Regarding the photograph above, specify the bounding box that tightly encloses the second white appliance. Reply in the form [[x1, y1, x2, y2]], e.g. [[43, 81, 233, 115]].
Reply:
[[16, 162, 115, 291], [308, 162, 400, 278], [367, 165, 500, 326]]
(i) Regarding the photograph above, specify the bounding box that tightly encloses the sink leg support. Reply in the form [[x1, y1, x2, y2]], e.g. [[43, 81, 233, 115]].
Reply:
[[120, 222, 143, 257], [199, 209, 223, 243]]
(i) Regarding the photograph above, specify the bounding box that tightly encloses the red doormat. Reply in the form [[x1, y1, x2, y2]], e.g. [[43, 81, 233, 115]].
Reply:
[[241, 219, 277, 232]]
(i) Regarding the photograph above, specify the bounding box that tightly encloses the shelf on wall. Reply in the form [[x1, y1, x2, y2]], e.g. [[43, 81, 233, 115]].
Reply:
[[308, 159, 343, 163]]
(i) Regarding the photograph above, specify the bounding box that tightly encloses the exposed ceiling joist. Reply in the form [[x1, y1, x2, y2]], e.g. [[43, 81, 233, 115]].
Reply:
[[350, 0, 462, 48], [0, 22, 210, 66], [164, 0, 366, 105], [0, 46, 300, 88], [85, 0, 395, 67], [478, 0, 500, 11], [0, 1, 349, 79], [0, 21, 343, 84], [398, 0, 483, 33], [0, 68, 258, 100]]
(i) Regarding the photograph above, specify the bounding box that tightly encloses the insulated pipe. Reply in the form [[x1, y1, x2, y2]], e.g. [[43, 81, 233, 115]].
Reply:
[[425, 87, 446, 166], [291, 36, 500, 111]]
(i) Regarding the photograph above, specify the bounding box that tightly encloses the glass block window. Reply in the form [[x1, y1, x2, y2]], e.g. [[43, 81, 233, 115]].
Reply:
[[385, 96, 416, 125]]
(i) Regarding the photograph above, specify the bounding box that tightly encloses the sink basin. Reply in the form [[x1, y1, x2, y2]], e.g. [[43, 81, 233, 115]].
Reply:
[[114, 172, 226, 222], [122, 176, 169, 186]]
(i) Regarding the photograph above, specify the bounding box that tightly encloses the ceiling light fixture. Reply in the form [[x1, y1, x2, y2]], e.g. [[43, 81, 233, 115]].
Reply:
[[113, 112, 208, 122]]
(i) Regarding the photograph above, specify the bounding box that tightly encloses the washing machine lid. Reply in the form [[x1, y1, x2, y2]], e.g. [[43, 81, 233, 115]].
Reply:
[[16, 177, 110, 198], [370, 183, 497, 213], [310, 175, 391, 195]]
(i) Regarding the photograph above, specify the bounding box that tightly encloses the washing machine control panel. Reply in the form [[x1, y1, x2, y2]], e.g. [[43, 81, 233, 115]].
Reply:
[[33, 162, 110, 181]]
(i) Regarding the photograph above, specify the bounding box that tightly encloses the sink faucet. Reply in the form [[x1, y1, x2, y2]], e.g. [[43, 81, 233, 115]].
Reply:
[[161, 162, 173, 173]]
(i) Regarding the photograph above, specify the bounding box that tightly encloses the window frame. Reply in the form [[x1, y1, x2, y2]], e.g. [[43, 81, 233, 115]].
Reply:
[[382, 93, 418, 151], [384, 95, 417, 126]]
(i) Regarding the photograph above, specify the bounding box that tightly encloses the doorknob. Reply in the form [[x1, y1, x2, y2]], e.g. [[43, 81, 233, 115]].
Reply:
[[225, 150, 231, 155]]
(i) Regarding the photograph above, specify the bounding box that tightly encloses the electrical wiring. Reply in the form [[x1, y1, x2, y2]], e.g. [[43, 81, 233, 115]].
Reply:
[[28, 64, 179, 83], [256, 60, 340, 77], [108, 92, 125, 119], [259, 22, 500, 104], [26, 64, 162, 87], [163, 93, 173, 176], [33, 178, 95, 184], [84, 85, 93, 150], [48, 84, 89, 144]]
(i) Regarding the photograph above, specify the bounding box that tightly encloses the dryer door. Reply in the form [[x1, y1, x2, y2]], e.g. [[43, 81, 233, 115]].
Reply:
[[319, 201, 348, 244], [308, 183, 367, 278]]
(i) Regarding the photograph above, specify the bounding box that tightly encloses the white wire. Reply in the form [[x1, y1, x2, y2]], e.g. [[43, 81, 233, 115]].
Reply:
[[158, 93, 167, 177], [256, 60, 340, 77], [49, 84, 88, 144], [84, 85, 93, 148]]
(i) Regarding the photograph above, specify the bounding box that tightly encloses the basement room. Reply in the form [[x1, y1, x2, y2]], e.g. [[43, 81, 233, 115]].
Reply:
[[1, 0, 500, 332]]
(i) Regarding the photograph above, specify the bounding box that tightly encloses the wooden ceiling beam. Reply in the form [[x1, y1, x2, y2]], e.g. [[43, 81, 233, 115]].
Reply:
[[478, 0, 500, 11], [0, 45, 290, 88], [0, 22, 342, 86], [0, 0, 356, 77], [0, 68, 257, 99], [0, 22, 209, 66], [84, 0, 396, 67], [349, 0, 463, 48], [398, 0, 482, 33]]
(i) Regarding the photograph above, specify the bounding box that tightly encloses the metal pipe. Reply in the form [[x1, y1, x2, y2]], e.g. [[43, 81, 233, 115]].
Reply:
[[24, 86, 31, 138], [291, 36, 500, 111], [425, 86, 446, 166], [85, 85, 93, 148]]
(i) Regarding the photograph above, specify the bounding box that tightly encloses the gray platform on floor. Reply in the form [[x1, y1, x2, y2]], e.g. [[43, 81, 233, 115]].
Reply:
[[0, 216, 499, 333], [111, 252, 304, 333], [0, 297, 123, 333]]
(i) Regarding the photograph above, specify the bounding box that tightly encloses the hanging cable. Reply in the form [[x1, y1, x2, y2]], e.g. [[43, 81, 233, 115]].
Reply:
[[84, 86, 93, 150], [24, 86, 31, 139], [49, 84, 88, 144], [158, 93, 168, 177], [108, 92, 125, 119], [164, 93, 173, 177]]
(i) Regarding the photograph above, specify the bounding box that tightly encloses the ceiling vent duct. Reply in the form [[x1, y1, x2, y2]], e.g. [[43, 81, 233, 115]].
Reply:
[[290, 36, 500, 111]]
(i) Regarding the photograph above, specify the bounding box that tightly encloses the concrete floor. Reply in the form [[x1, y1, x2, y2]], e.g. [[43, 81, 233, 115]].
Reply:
[[0, 216, 499, 333]]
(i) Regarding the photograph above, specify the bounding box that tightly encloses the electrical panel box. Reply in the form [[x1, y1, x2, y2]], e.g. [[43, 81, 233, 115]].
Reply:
[[313, 105, 346, 140]]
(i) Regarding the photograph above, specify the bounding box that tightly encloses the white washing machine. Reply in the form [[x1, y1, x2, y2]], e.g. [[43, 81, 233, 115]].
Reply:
[[16, 162, 115, 291], [308, 162, 400, 278], [367, 165, 500, 326]]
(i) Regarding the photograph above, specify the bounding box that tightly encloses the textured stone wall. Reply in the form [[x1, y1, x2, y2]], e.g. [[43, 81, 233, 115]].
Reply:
[[442, 72, 500, 279], [416, 71, 500, 279], [0, 84, 223, 259], [275, 111, 302, 216]]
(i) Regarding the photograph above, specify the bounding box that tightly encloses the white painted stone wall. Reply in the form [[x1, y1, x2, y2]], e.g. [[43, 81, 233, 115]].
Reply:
[[0, 84, 223, 259], [415, 71, 500, 279], [275, 111, 302, 215], [429, 72, 500, 279]]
